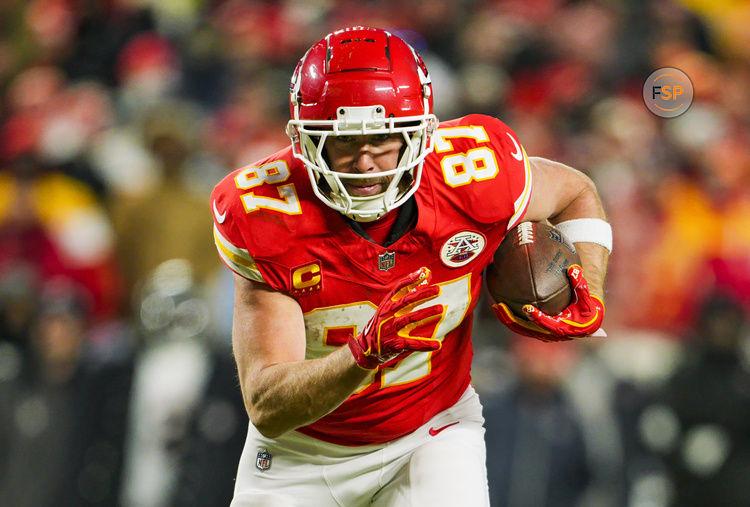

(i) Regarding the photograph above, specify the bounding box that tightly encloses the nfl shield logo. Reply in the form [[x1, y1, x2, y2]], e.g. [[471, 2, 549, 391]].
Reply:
[[378, 251, 396, 271], [256, 449, 272, 471]]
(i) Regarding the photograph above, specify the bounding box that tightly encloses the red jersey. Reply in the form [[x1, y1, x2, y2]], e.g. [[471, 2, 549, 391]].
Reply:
[[211, 114, 532, 446]]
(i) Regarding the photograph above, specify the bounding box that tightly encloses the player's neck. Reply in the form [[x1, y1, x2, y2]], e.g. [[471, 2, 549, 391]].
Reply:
[[344, 198, 417, 247], [360, 209, 400, 245]]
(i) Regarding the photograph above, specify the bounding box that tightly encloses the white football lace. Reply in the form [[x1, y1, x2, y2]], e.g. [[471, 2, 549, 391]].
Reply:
[[516, 222, 534, 245]]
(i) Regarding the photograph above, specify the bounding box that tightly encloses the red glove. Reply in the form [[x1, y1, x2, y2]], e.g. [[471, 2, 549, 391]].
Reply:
[[349, 267, 444, 369], [492, 264, 605, 342]]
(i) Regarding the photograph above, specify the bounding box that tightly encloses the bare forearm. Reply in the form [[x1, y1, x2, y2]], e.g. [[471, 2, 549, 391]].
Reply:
[[240, 345, 370, 438], [549, 185, 609, 298], [571, 242, 608, 299], [544, 166, 609, 299]]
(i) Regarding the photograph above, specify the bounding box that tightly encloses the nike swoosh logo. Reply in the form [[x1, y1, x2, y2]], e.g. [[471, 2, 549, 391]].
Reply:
[[213, 200, 227, 224], [428, 421, 459, 436], [506, 132, 523, 161]]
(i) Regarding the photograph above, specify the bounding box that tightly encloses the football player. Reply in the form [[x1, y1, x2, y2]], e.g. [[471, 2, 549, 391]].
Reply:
[[211, 26, 611, 506]]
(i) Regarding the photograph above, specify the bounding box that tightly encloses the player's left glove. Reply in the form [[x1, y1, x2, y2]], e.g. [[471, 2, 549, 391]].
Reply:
[[492, 264, 605, 342]]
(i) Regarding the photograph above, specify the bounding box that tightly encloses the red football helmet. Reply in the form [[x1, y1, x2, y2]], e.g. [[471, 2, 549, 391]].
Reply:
[[287, 27, 437, 221]]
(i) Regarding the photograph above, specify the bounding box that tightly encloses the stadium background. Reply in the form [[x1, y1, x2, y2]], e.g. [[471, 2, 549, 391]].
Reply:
[[0, 0, 749, 505]]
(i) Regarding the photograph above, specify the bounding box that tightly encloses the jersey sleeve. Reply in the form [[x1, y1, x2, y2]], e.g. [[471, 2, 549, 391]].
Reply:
[[496, 124, 533, 231], [210, 180, 268, 284], [212, 219, 266, 283]]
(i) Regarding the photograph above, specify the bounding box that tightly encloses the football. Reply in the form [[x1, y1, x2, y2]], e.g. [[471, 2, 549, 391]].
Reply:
[[485, 221, 580, 318]]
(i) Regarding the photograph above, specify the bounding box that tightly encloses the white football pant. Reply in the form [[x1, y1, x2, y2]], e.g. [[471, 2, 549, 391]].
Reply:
[[231, 385, 489, 507]]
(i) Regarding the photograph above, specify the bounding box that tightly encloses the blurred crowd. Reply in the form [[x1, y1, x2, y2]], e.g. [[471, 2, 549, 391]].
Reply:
[[0, 0, 748, 506]]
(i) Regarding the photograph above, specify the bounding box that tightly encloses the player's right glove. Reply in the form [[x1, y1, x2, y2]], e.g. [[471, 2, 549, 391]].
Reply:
[[348, 267, 444, 370]]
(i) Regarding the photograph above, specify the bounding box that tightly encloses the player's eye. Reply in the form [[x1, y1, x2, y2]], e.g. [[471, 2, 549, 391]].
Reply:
[[370, 134, 391, 144], [331, 136, 362, 149], [329, 134, 396, 149]]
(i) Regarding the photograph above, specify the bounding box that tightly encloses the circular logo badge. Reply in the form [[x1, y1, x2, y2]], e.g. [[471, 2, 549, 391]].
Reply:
[[643, 67, 694, 118], [440, 231, 486, 268]]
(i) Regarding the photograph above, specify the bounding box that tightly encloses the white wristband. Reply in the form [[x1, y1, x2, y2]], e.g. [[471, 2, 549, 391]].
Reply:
[[554, 218, 613, 253]]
